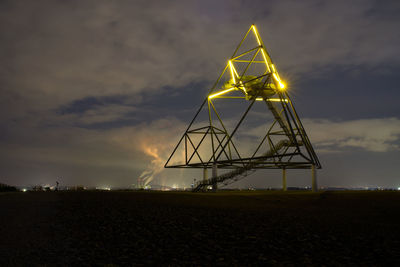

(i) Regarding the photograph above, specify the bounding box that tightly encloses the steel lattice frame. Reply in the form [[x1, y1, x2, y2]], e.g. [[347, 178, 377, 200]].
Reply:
[[165, 25, 321, 171]]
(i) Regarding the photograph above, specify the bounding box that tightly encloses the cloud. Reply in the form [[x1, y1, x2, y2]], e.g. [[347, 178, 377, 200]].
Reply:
[[1, 114, 399, 186], [259, 0, 400, 75], [0, 117, 186, 185], [1, 0, 400, 187], [1, 0, 400, 122], [208, 116, 400, 154], [62, 104, 137, 125], [304, 118, 400, 152]]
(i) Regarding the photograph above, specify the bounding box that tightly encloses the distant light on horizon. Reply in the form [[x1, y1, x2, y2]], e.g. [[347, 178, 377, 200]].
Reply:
[[96, 186, 111, 191]]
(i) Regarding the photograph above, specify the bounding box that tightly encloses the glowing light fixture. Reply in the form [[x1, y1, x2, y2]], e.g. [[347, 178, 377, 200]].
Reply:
[[272, 73, 285, 89]]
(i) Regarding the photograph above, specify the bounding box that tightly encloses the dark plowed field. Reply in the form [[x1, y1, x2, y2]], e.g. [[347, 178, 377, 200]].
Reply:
[[1, 190, 400, 265]]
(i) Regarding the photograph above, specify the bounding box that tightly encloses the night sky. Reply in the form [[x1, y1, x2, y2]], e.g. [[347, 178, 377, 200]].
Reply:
[[1, 0, 399, 189]]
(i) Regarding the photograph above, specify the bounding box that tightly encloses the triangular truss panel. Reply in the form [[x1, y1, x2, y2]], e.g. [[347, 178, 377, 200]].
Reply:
[[165, 25, 321, 177]]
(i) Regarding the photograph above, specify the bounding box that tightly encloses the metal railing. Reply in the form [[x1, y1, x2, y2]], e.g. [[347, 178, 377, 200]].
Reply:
[[192, 139, 291, 192]]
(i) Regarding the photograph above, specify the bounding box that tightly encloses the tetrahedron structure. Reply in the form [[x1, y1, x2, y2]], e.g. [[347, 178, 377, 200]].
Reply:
[[165, 25, 321, 191]]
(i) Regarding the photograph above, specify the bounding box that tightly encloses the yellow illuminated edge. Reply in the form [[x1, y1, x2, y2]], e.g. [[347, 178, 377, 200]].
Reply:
[[228, 60, 236, 84], [208, 87, 235, 99], [252, 25, 285, 90], [209, 25, 286, 100], [256, 98, 288, 102]]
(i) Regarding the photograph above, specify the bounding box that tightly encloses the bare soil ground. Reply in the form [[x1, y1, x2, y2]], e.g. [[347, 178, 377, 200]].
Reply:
[[1, 190, 400, 266]]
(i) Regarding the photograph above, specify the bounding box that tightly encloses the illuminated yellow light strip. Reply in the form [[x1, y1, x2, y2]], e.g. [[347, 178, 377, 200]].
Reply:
[[256, 98, 289, 102], [271, 64, 276, 73], [276, 71, 282, 81], [273, 73, 285, 89], [228, 61, 236, 84], [232, 60, 265, 63], [252, 25, 272, 74], [269, 98, 288, 102], [252, 26, 285, 90], [260, 49, 271, 73], [208, 87, 235, 99], [252, 25, 261, 46], [271, 64, 282, 80], [231, 62, 239, 78]]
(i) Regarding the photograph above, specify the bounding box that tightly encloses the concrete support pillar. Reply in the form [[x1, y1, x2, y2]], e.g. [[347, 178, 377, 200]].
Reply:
[[212, 163, 218, 192], [199, 168, 208, 192], [282, 168, 287, 191], [203, 168, 208, 182], [311, 164, 318, 192]]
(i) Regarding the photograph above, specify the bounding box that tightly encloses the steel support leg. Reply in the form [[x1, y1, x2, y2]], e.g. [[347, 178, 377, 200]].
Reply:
[[312, 164, 317, 192], [203, 168, 208, 181], [282, 168, 287, 191], [202, 168, 208, 192]]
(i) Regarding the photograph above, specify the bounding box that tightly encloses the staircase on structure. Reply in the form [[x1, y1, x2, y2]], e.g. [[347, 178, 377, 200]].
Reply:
[[192, 139, 296, 192]]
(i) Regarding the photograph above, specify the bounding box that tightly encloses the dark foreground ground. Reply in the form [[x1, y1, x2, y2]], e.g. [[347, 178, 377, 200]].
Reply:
[[1, 190, 400, 266]]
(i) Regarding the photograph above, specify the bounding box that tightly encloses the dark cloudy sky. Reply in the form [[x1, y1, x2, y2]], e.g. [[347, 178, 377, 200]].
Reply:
[[1, 0, 399, 189]]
